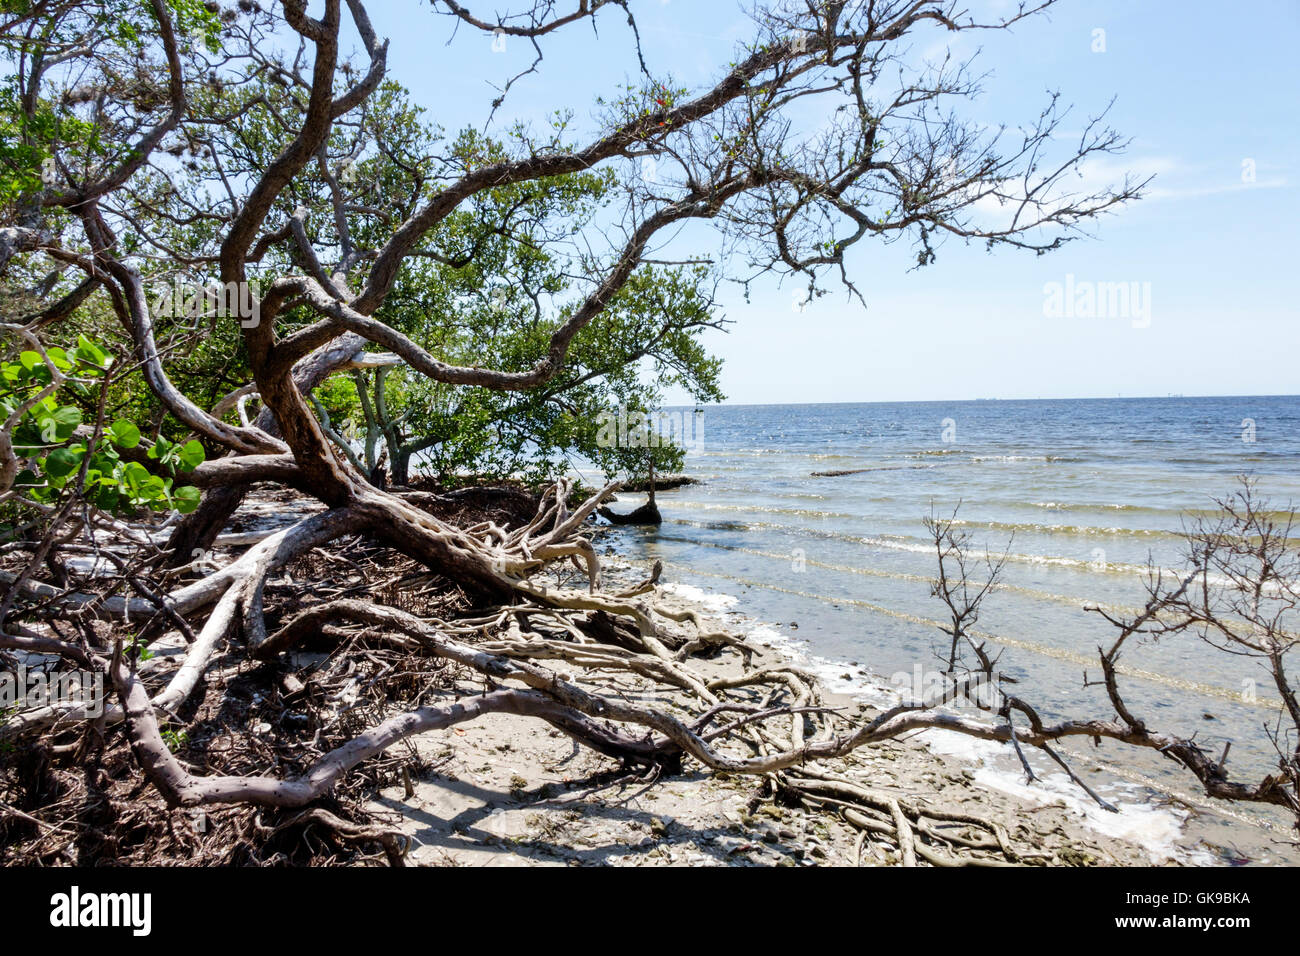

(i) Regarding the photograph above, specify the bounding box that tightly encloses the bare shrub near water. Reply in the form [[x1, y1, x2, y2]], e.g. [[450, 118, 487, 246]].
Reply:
[[927, 477, 1299, 823]]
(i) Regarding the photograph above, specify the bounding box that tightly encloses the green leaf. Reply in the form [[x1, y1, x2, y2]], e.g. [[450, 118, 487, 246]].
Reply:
[[45, 347, 71, 372], [91, 484, 121, 512], [108, 419, 141, 449], [147, 436, 172, 461], [42, 446, 83, 479], [178, 439, 205, 471], [36, 404, 80, 443], [137, 474, 166, 500], [74, 334, 109, 370], [172, 485, 201, 514], [121, 461, 152, 493]]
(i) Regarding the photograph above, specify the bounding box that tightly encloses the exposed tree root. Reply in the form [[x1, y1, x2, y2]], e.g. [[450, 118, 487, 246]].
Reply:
[[5, 480, 1296, 866]]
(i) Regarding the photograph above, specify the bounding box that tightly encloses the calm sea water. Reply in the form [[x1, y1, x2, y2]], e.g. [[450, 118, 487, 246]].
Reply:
[[598, 396, 1300, 838]]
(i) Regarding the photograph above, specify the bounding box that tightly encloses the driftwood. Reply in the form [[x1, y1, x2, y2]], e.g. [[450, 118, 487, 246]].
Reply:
[[599, 499, 663, 526], [600, 456, 666, 524], [619, 474, 697, 493]]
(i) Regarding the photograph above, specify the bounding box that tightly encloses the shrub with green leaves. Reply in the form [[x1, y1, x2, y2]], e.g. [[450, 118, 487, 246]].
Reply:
[[2, 336, 204, 515]]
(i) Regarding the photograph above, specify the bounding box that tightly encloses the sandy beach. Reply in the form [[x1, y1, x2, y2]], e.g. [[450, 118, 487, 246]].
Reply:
[[355, 544, 1294, 867], [210, 489, 1297, 866], [367, 630, 1145, 866]]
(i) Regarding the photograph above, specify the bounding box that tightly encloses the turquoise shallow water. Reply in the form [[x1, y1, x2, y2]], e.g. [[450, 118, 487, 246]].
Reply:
[[597, 396, 1300, 804]]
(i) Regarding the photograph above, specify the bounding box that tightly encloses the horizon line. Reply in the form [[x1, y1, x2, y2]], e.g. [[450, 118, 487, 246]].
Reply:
[[664, 393, 1300, 409]]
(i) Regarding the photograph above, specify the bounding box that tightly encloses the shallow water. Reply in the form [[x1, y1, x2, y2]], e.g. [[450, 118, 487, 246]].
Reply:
[[597, 396, 1300, 858]]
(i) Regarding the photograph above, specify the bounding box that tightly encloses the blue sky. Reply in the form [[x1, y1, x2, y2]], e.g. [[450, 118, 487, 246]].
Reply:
[[355, 0, 1299, 404]]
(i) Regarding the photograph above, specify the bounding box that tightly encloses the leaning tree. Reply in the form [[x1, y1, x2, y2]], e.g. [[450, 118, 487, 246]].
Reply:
[[305, 150, 726, 488], [5, 0, 1294, 864]]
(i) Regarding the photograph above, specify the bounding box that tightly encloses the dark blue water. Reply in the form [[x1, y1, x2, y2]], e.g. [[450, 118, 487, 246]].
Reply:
[[601, 396, 1300, 835]]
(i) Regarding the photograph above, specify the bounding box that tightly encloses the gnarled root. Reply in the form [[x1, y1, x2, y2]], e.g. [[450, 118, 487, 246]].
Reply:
[[4, 479, 1216, 866]]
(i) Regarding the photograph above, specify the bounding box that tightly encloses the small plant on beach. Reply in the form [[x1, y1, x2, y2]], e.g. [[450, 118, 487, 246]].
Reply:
[[160, 727, 188, 754]]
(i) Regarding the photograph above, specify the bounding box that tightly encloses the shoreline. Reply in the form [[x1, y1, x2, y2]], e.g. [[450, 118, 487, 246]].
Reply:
[[368, 540, 1201, 867], [128, 485, 1300, 865], [369, 634, 1154, 865], [600, 542, 1299, 867], [12, 483, 1284, 866]]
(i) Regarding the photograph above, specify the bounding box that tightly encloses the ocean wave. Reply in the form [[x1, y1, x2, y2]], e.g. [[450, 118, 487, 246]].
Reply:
[[653, 557, 1276, 708], [657, 581, 739, 614], [967, 454, 1083, 463], [804, 454, 1086, 476], [947, 517, 1182, 540], [1030, 501, 1151, 512], [694, 448, 861, 459], [671, 500, 859, 521], [810, 463, 944, 476], [665, 516, 1159, 577], [672, 501, 1184, 540], [652, 532, 1142, 614]]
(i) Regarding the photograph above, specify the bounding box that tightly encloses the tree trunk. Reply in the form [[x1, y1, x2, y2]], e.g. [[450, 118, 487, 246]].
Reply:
[[164, 335, 370, 567], [391, 449, 412, 487], [163, 483, 247, 568]]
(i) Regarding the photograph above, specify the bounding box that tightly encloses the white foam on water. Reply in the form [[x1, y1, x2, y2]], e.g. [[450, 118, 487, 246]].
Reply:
[[933, 736, 1202, 864], [738, 623, 807, 657], [655, 574, 1206, 865], [599, 557, 639, 573], [658, 581, 739, 614]]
